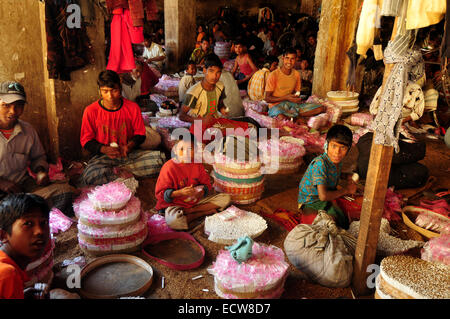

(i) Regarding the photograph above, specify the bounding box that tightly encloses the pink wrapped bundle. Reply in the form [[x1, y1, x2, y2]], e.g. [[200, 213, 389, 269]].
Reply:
[[27, 157, 66, 181], [350, 113, 373, 127], [421, 234, 450, 265], [242, 100, 268, 113], [208, 242, 289, 299], [88, 181, 133, 211], [245, 107, 277, 128], [156, 127, 177, 151], [258, 139, 306, 160], [77, 196, 141, 226], [49, 208, 73, 234], [73, 187, 94, 219], [147, 213, 175, 235], [78, 228, 148, 246], [223, 60, 235, 72], [150, 93, 168, 106], [415, 210, 450, 233], [78, 228, 148, 252], [383, 188, 403, 221], [217, 205, 247, 221], [77, 211, 147, 239], [157, 116, 191, 129], [307, 113, 330, 129], [306, 95, 342, 123], [239, 90, 248, 98]]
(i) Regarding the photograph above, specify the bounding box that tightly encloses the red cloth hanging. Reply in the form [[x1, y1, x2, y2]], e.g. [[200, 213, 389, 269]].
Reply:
[[107, 8, 143, 73], [140, 62, 158, 95]]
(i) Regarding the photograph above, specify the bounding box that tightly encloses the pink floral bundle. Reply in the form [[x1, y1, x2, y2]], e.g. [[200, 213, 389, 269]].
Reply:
[[421, 234, 450, 265]]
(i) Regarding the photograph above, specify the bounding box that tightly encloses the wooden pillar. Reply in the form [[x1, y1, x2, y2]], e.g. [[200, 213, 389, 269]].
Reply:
[[164, 0, 196, 72], [312, 0, 363, 97], [352, 18, 399, 296]]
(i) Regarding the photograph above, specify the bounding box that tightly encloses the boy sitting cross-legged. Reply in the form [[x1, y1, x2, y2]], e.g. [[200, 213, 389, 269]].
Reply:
[[0, 194, 50, 299], [298, 125, 357, 229], [154, 133, 231, 230]]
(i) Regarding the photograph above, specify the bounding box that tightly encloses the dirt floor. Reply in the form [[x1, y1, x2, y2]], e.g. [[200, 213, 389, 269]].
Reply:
[[51, 137, 450, 299]]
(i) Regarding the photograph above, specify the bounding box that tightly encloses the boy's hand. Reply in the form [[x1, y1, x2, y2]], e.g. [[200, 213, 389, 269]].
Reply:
[[287, 95, 302, 104], [0, 178, 22, 193], [119, 142, 135, 158], [36, 171, 50, 186], [100, 145, 121, 159], [345, 182, 357, 195], [178, 185, 198, 198]]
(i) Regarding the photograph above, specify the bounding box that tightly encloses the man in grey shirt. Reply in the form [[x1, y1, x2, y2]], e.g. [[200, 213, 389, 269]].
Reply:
[[0, 81, 75, 216]]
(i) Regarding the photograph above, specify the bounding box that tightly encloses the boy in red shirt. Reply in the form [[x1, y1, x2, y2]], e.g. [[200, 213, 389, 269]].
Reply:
[[0, 194, 50, 299], [155, 133, 231, 230], [80, 70, 165, 185]]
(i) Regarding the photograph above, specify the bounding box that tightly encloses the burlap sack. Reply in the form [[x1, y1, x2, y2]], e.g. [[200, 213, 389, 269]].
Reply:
[[140, 126, 162, 150], [283, 211, 356, 288]]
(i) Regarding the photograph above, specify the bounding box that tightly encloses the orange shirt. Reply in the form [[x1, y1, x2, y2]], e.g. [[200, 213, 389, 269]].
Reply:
[[0, 250, 29, 299], [265, 68, 301, 107]]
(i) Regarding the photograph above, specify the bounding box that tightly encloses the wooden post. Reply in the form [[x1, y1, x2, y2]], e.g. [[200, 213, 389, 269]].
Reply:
[[312, 0, 363, 97], [164, 0, 196, 72], [352, 17, 399, 296]]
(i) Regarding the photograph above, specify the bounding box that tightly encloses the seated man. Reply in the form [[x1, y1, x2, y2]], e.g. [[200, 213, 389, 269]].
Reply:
[[190, 38, 213, 67], [80, 70, 165, 186], [121, 60, 158, 108], [179, 54, 256, 143], [247, 55, 279, 101], [298, 125, 357, 229], [0, 81, 75, 216], [142, 34, 166, 72], [356, 132, 429, 190], [265, 48, 323, 122], [155, 133, 231, 230]]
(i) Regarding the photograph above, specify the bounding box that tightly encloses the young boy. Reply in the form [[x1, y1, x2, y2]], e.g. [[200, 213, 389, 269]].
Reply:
[[265, 48, 323, 122], [142, 34, 166, 71], [298, 125, 357, 229], [0, 194, 50, 299], [154, 133, 231, 230], [80, 70, 165, 185], [178, 60, 198, 104]]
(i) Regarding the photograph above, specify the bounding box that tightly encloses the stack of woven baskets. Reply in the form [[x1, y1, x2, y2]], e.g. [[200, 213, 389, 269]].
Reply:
[[327, 91, 359, 114]]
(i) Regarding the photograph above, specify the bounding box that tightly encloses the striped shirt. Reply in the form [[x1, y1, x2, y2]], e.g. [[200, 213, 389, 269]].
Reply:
[[247, 68, 270, 101]]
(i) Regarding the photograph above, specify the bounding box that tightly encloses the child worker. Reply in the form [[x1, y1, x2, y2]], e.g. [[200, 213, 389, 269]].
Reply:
[[297, 125, 357, 229], [178, 60, 198, 104], [0, 194, 50, 299], [154, 133, 231, 230]]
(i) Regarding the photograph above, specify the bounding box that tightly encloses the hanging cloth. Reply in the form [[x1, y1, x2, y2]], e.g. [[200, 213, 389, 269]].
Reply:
[[372, 46, 423, 151], [106, 8, 143, 73]]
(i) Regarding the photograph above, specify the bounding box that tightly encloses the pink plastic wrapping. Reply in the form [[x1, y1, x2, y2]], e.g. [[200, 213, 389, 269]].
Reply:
[[157, 116, 191, 129], [146, 213, 175, 235], [216, 205, 248, 221], [27, 157, 66, 181], [350, 113, 373, 127], [258, 139, 306, 159], [153, 75, 180, 96], [421, 234, 450, 265], [76, 196, 141, 225], [87, 181, 132, 211], [307, 95, 342, 123], [383, 188, 403, 221], [244, 107, 277, 128], [150, 93, 169, 106], [307, 113, 330, 129], [208, 242, 289, 296], [49, 208, 73, 234], [415, 210, 450, 233], [242, 100, 268, 113]]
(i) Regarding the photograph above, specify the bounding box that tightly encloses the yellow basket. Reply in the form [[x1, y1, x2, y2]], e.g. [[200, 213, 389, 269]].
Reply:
[[401, 206, 442, 239]]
